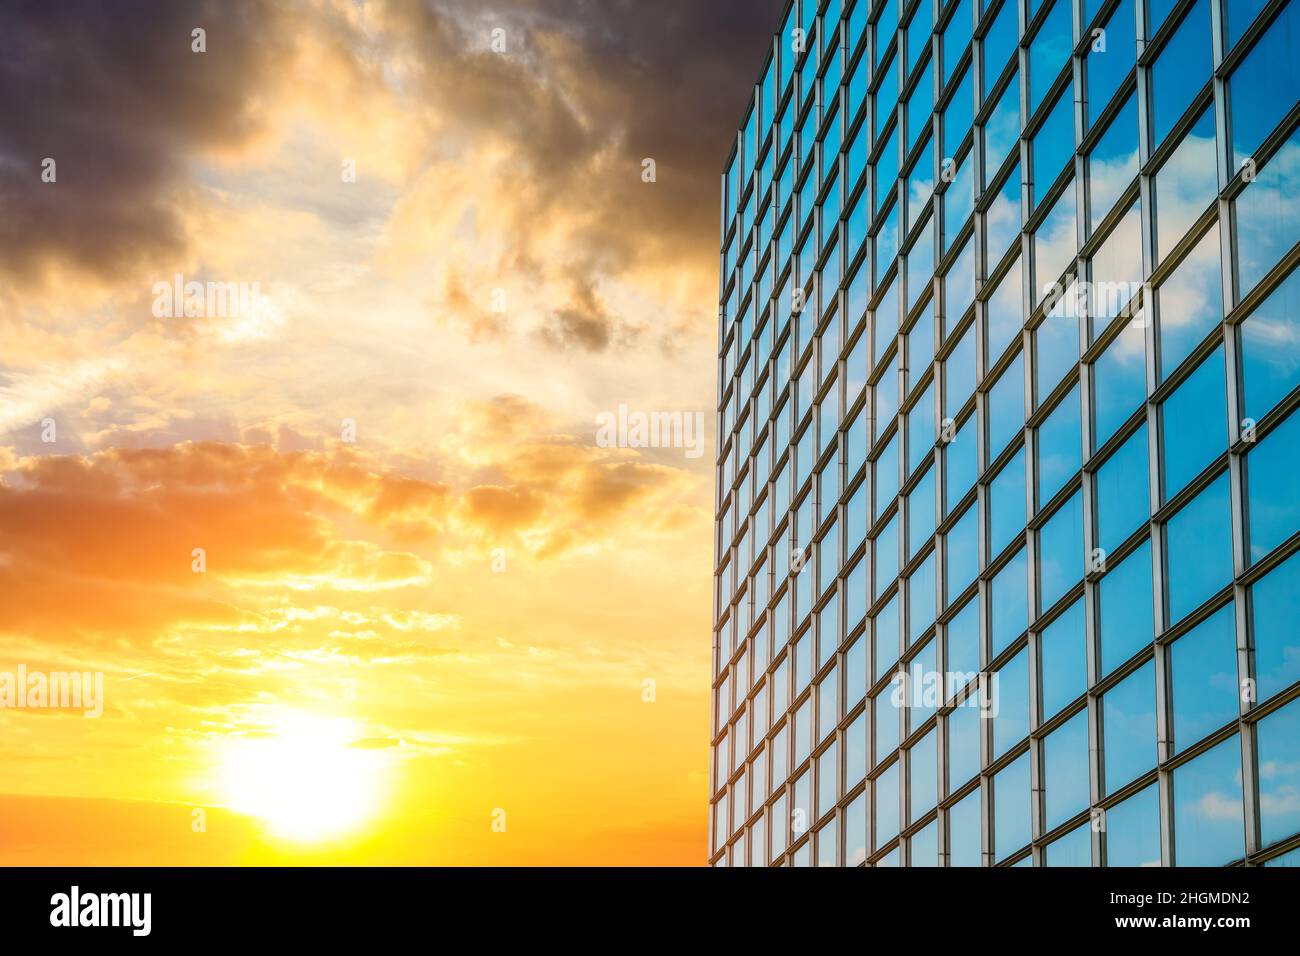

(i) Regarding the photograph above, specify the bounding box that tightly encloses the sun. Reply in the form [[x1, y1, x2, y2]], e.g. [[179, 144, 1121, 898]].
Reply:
[[218, 713, 387, 843]]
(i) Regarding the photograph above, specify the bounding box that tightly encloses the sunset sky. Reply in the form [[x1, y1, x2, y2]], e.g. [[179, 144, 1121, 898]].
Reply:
[[0, 0, 781, 865]]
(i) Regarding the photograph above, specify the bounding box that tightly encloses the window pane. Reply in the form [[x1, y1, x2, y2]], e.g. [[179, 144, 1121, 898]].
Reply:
[[1173, 735, 1245, 865], [1257, 698, 1300, 849], [987, 352, 1026, 460], [1087, 94, 1139, 233], [1038, 490, 1084, 612], [945, 414, 978, 513], [1044, 709, 1091, 830], [1105, 783, 1160, 866], [1037, 385, 1082, 507], [1166, 472, 1233, 626], [1094, 423, 1149, 555], [946, 598, 981, 698], [1098, 540, 1154, 676], [1247, 408, 1300, 563], [1239, 264, 1300, 423], [1103, 659, 1156, 793], [994, 752, 1032, 861], [1233, 125, 1300, 298], [1169, 603, 1238, 752], [1085, 0, 1134, 129], [910, 818, 940, 866], [1149, 0, 1211, 148], [1250, 549, 1300, 704], [948, 786, 982, 866], [982, 0, 1018, 102], [1152, 108, 1217, 266], [947, 691, 982, 791], [1155, 223, 1222, 381], [1041, 598, 1086, 719], [875, 759, 900, 848], [1227, 0, 1300, 169], [993, 648, 1030, 757], [1091, 318, 1146, 451], [946, 503, 979, 604], [990, 548, 1029, 657], [1160, 346, 1227, 502], [1027, 0, 1071, 117], [910, 729, 938, 822], [1047, 823, 1093, 866], [988, 446, 1027, 557], [1035, 307, 1081, 408]]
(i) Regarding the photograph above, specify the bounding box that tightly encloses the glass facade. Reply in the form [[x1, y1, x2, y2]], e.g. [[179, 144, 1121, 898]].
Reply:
[[712, 0, 1300, 866]]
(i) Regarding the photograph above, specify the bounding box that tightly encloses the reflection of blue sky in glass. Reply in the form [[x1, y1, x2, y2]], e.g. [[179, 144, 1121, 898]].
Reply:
[[1169, 603, 1238, 752], [1104, 659, 1156, 792], [1252, 551, 1300, 704], [1174, 736, 1245, 865]]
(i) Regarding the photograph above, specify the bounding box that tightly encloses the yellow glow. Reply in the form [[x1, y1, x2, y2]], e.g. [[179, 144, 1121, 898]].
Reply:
[[218, 714, 387, 843]]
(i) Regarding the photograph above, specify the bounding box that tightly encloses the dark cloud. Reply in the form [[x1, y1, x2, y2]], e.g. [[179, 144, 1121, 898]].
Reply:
[[0, 0, 287, 285]]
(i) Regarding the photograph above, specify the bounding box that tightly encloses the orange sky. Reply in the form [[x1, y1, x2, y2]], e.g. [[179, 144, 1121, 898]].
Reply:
[[0, 0, 780, 864]]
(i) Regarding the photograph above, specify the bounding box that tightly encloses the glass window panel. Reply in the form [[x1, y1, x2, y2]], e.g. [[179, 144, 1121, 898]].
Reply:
[[948, 784, 981, 865], [987, 351, 1025, 460], [1149, 0, 1211, 148], [1102, 659, 1157, 793], [1105, 783, 1161, 866], [983, 68, 1020, 182], [988, 446, 1027, 558], [1041, 598, 1086, 719], [947, 691, 982, 788], [1027, 0, 1072, 117], [1034, 184, 1078, 305], [1227, 0, 1300, 169], [1169, 603, 1238, 753], [994, 752, 1032, 860], [944, 241, 977, 335], [1088, 202, 1142, 332], [910, 818, 940, 865], [990, 548, 1030, 656], [946, 503, 979, 605], [1044, 709, 1091, 830], [982, 0, 1018, 102], [1166, 472, 1233, 626], [1032, 87, 1075, 205], [1248, 408, 1300, 563], [875, 513, 900, 597], [945, 414, 978, 513], [1035, 303, 1081, 407], [874, 593, 901, 684], [947, 596, 981, 693], [1258, 698, 1300, 849], [1038, 490, 1084, 612], [1084, 0, 1134, 129], [1153, 108, 1217, 266], [910, 729, 938, 822], [1239, 264, 1300, 424], [943, 0, 973, 85], [945, 323, 978, 417], [846, 790, 868, 865], [1098, 539, 1154, 676], [1087, 94, 1139, 233], [908, 384, 937, 477], [1173, 735, 1245, 865], [1047, 823, 1093, 866], [986, 257, 1023, 366], [985, 166, 1023, 266], [875, 758, 901, 848], [1091, 318, 1146, 451], [993, 647, 1030, 757], [1095, 423, 1149, 555], [1251, 550, 1300, 704], [908, 554, 937, 644], [909, 466, 937, 559], [1235, 126, 1300, 308], [1036, 384, 1082, 507], [1160, 346, 1227, 502], [1155, 223, 1222, 382]]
